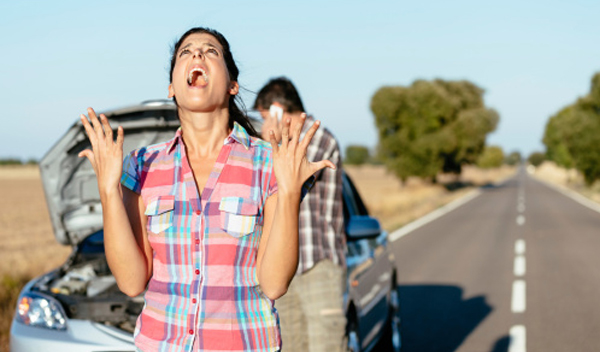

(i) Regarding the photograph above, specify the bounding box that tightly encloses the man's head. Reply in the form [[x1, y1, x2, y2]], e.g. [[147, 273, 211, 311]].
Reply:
[[254, 77, 306, 142]]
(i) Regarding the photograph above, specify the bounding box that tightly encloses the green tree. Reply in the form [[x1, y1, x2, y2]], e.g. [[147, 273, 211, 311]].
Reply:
[[505, 151, 522, 166], [543, 72, 600, 185], [0, 158, 23, 166], [543, 106, 574, 168], [527, 152, 545, 167], [371, 79, 498, 181], [344, 145, 370, 165], [477, 146, 505, 169]]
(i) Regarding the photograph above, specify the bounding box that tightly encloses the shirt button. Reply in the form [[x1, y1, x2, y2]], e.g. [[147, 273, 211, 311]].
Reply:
[[195, 239, 200, 245], [195, 210, 201, 215], [195, 269, 200, 275], [192, 298, 197, 304], [189, 329, 194, 335]]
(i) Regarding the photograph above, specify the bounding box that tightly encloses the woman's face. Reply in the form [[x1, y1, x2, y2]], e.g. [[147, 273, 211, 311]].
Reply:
[[168, 32, 238, 114]]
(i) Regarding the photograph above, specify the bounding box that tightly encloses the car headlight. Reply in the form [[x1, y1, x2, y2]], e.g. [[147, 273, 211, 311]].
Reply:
[[15, 292, 67, 330]]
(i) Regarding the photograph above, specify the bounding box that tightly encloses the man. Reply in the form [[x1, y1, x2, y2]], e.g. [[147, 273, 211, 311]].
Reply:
[[254, 77, 346, 352]]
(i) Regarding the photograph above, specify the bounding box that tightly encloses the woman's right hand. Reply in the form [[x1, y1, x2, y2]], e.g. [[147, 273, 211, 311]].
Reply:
[[78, 107, 124, 198]]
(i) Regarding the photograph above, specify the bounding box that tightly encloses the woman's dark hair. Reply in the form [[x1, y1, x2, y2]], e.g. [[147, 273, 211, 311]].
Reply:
[[253, 76, 305, 113], [169, 27, 258, 137]]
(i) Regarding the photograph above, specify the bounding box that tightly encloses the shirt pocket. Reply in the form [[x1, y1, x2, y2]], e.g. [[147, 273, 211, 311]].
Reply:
[[144, 195, 175, 234], [219, 196, 259, 238]]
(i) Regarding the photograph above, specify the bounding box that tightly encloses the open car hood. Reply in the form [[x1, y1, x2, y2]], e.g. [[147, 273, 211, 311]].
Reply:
[[40, 100, 181, 246]]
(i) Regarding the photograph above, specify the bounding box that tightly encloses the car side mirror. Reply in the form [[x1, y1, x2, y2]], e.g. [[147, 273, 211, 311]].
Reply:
[[346, 216, 382, 240]]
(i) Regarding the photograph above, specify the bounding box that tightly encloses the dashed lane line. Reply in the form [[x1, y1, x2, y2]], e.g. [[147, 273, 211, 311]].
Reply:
[[509, 325, 527, 352], [515, 239, 526, 255], [514, 256, 526, 277], [512, 280, 526, 313]]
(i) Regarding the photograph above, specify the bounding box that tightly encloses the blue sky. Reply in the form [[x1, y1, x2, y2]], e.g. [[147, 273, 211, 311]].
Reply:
[[1, 0, 599, 160]]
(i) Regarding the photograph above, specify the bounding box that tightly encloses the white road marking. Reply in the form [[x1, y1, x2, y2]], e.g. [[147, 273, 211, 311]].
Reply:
[[512, 280, 526, 313], [515, 239, 526, 255], [511, 184, 527, 351], [509, 325, 526, 352], [514, 255, 526, 277], [389, 189, 482, 242]]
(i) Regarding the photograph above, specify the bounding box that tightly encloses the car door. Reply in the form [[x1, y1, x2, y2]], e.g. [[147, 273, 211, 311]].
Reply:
[[343, 174, 392, 348]]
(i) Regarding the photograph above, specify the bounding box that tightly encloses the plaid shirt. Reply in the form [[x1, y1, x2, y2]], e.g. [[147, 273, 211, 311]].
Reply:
[[121, 123, 281, 352], [297, 116, 345, 274]]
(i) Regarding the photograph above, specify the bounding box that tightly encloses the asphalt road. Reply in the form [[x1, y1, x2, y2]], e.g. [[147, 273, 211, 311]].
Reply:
[[390, 168, 600, 352]]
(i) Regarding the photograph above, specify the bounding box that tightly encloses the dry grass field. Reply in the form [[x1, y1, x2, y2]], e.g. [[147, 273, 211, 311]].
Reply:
[[345, 164, 517, 231], [531, 161, 600, 203], [0, 163, 515, 350], [0, 166, 71, 278]]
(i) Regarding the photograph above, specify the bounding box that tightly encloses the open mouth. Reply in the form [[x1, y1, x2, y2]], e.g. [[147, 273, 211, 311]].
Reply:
[[187, 67, 209, 87]]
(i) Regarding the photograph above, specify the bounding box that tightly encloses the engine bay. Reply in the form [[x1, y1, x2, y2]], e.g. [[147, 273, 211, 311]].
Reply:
[[32, 232, 143, 333]]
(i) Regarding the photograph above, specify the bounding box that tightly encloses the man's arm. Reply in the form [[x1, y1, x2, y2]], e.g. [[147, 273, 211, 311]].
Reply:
[[319, 134, 345, 260]]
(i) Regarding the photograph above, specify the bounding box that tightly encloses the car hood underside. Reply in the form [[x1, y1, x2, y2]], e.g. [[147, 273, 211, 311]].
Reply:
[[39, 101, 180, 246]]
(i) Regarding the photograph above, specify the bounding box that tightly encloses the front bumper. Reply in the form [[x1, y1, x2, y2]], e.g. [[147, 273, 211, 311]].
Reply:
[[10, 319, 135, 352]]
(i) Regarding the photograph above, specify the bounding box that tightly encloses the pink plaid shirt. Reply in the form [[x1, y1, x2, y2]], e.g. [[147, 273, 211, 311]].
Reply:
[[121, 123, 281, 352]]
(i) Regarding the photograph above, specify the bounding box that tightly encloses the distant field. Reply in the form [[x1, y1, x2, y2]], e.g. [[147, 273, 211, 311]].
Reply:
[[345, 164, 516, 231], [532, 161, 600, 203], [0, 166, 71, 278]]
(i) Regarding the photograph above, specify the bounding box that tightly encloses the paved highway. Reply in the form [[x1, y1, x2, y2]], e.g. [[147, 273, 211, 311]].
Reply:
[[390, 169, 600, 352]]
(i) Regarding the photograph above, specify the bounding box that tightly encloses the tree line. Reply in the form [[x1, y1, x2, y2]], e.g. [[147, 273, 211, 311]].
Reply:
[[343, 78, 506, 181], [0, 158, 38, 166], [543, 73, 600, 185]]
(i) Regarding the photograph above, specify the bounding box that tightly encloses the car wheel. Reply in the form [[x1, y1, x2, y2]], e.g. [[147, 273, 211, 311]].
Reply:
[[346, 315, 361, 352], [385, 286, 402, 352]]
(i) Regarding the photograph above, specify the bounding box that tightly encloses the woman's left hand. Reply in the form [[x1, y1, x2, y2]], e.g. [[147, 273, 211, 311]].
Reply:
[[268, 114, 335, 196]]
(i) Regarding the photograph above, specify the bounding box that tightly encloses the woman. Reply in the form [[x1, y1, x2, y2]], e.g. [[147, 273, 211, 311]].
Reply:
[[78, 27, 333, 352]]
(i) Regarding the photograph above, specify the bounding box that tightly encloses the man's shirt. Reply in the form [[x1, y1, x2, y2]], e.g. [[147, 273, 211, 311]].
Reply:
[[297, 116, 346, 274]]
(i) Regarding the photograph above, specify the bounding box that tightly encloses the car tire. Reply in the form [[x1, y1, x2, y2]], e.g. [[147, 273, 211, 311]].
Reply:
[[346, 314, 361, 352], [380, 285, 402, 352]]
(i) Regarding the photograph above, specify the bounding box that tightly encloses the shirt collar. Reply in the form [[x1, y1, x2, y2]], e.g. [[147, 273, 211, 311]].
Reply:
[[166, 122, 251, 154], [226, 121, 251, 150], [166, 127, 183, 154]]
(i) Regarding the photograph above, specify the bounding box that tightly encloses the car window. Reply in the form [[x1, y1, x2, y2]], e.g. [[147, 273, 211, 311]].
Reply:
[[342, 173, 369, 218]]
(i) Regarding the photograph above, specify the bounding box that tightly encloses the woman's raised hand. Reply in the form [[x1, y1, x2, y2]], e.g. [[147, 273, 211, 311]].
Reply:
[[78, 107, 125, 197], [268, 114, 335, 196]]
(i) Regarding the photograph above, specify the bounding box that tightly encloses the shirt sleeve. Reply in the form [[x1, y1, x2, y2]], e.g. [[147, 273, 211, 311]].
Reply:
[[120, 150, 142, 194], [319, 136, 345, 252]]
